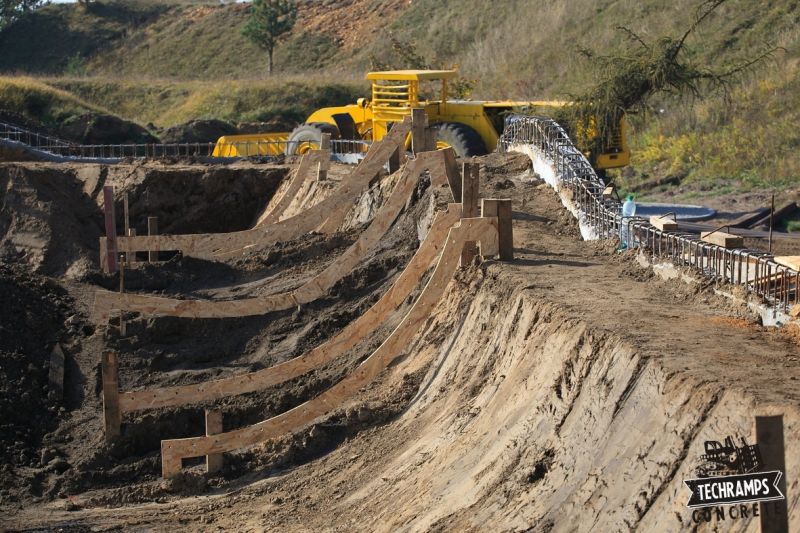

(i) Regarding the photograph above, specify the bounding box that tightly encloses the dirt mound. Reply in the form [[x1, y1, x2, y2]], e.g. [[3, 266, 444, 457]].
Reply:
[[159, 119, 238, 144], [59, 113, 158, 145], [0, 263, 72, 471], [0, 163, 104, 276]]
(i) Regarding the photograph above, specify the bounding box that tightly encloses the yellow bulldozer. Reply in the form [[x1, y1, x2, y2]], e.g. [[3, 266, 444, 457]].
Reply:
[[213, 69, 629, 170]]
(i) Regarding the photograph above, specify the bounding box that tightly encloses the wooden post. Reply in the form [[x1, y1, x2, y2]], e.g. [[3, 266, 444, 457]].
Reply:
[[318, 133, 331, 181], [482, 198, 514, 261], [411, 108, 427, 155], [757, 415, 788, 533], [442, 148, 462, 202], [102, 351, 121, 443], [425, 128, 437, 152], [102, 186, 118, 273], [48, 344, 65, 402], [206, 410, 224, 474], [119, 258, 126, 337], [461, 163, 480, 266], [126, 228, 136, 266], [123, 193, 130, 240], [147, 216, 159, 262]]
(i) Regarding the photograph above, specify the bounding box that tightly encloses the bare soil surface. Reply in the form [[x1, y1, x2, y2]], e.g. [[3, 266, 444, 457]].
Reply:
[[2, 152, 800, 531]]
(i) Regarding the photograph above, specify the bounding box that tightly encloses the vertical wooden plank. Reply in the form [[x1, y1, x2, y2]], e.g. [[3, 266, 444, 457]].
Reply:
[[442, 148, 462, 202], [48, 343, 65, 402], [119, 258, 126, 337], [147, 216, 158, 262], [99, 237, 108, 273], [126, 228, 136, 266], [102, 351, 121, 443], [388, 146, 401, 174], [461, 163, 480, 218], [123, 193, 130, 239], [461, 163, 480, 266], [482, 198, 514, 261], [496, 198, 514, 261], [757, 415, 789, 533], [318, 134, 331, 181], [425, 128, 437, 152], [206, 410, 224, 474], [102, 186, 117, 273], [411, 108, 427, 155]]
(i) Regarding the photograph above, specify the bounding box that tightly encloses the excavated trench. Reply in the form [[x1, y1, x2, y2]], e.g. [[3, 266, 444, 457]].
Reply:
[[3, 152, 800, 531]]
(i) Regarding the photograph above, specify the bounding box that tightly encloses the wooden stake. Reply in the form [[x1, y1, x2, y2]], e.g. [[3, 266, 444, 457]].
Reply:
[[206, 410, 224, 474], [411, 108, 427, 155], [102, 351, 121, 443], [123, 193, 130, 241], [147, 216, 159, 262], [769, 194, 775, 254], [119, 257, 126, 337], [442, 148, 462, 202], [756, 415, 788, 533], [461, 163, 480, 266], [482, 198, 514, 261], [102, 186, 118, 273], [318, 133, 331, 181]]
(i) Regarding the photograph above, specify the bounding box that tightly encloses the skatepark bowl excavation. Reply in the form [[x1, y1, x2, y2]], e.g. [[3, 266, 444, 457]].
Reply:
[[0, 112, 799, 531]]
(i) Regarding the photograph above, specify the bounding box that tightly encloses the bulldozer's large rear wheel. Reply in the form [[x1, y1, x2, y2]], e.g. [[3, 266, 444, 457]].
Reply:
[[432, 122, 487, 157], [286, 123, 340, 155]]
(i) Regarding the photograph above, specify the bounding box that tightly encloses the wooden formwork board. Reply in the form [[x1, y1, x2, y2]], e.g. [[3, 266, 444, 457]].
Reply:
[[160, 215, 499, 477], [102, 118, 412, 260], [255, 149, 329, 227], [116, 204, 462, 415], [91, 149, 455, 322]]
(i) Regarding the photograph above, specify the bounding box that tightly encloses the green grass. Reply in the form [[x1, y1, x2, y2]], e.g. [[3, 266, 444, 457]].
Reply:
[[0, 76, 110, 127]]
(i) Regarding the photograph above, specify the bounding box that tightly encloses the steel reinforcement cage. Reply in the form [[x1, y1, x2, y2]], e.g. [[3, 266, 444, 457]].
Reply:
[[498, 115, 799, 315], [0, 121, 371, 160]]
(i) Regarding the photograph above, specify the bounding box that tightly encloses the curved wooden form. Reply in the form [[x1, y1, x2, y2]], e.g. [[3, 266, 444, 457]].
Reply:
[[91, 149, 455, 322], [117, 203, 461, 416], [160, 215, 499, 477], [102, 118, 411, 260], [255, 149, 328, 227]]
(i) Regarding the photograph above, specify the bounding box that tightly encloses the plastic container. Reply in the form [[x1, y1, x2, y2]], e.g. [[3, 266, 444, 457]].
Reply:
[[620, 194, 636, 249]]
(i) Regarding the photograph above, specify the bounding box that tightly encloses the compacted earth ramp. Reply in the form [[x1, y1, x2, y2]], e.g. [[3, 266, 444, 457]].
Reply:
[[2, 150, 800, 532], [91, 148, 457, 322], [101, 118, 412, 262]]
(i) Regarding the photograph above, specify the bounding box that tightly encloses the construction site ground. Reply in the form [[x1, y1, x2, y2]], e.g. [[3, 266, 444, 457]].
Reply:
[[1, 153, 799, 531]]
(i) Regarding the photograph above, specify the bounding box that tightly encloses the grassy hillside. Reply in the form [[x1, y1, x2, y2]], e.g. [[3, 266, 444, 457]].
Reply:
[[0, 0, 798, 192]]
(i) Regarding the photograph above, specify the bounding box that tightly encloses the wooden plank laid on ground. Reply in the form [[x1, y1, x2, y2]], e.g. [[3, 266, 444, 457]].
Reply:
[[159, 216, 499, 478], [118, 203, 463, 414], [728, 207, 770, 228], [649, 215, 678, 232], [773, 256, 800, 271], [747, 202, 798, 229], [701, 231, 744, 249]]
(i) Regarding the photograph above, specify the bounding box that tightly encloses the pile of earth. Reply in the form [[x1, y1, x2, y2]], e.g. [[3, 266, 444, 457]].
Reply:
[[159, 119, 238, 145], [58, 113, 159, 145], [0, 263, 74, 477], [0, 163, 104, 277]]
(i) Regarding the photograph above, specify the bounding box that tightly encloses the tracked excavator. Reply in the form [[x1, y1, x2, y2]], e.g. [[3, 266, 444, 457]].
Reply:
[[213, 69, 629, 171]]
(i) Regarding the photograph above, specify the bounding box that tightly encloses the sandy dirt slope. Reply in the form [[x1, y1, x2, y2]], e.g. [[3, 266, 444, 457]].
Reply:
[[3, 153, 800, 531]]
